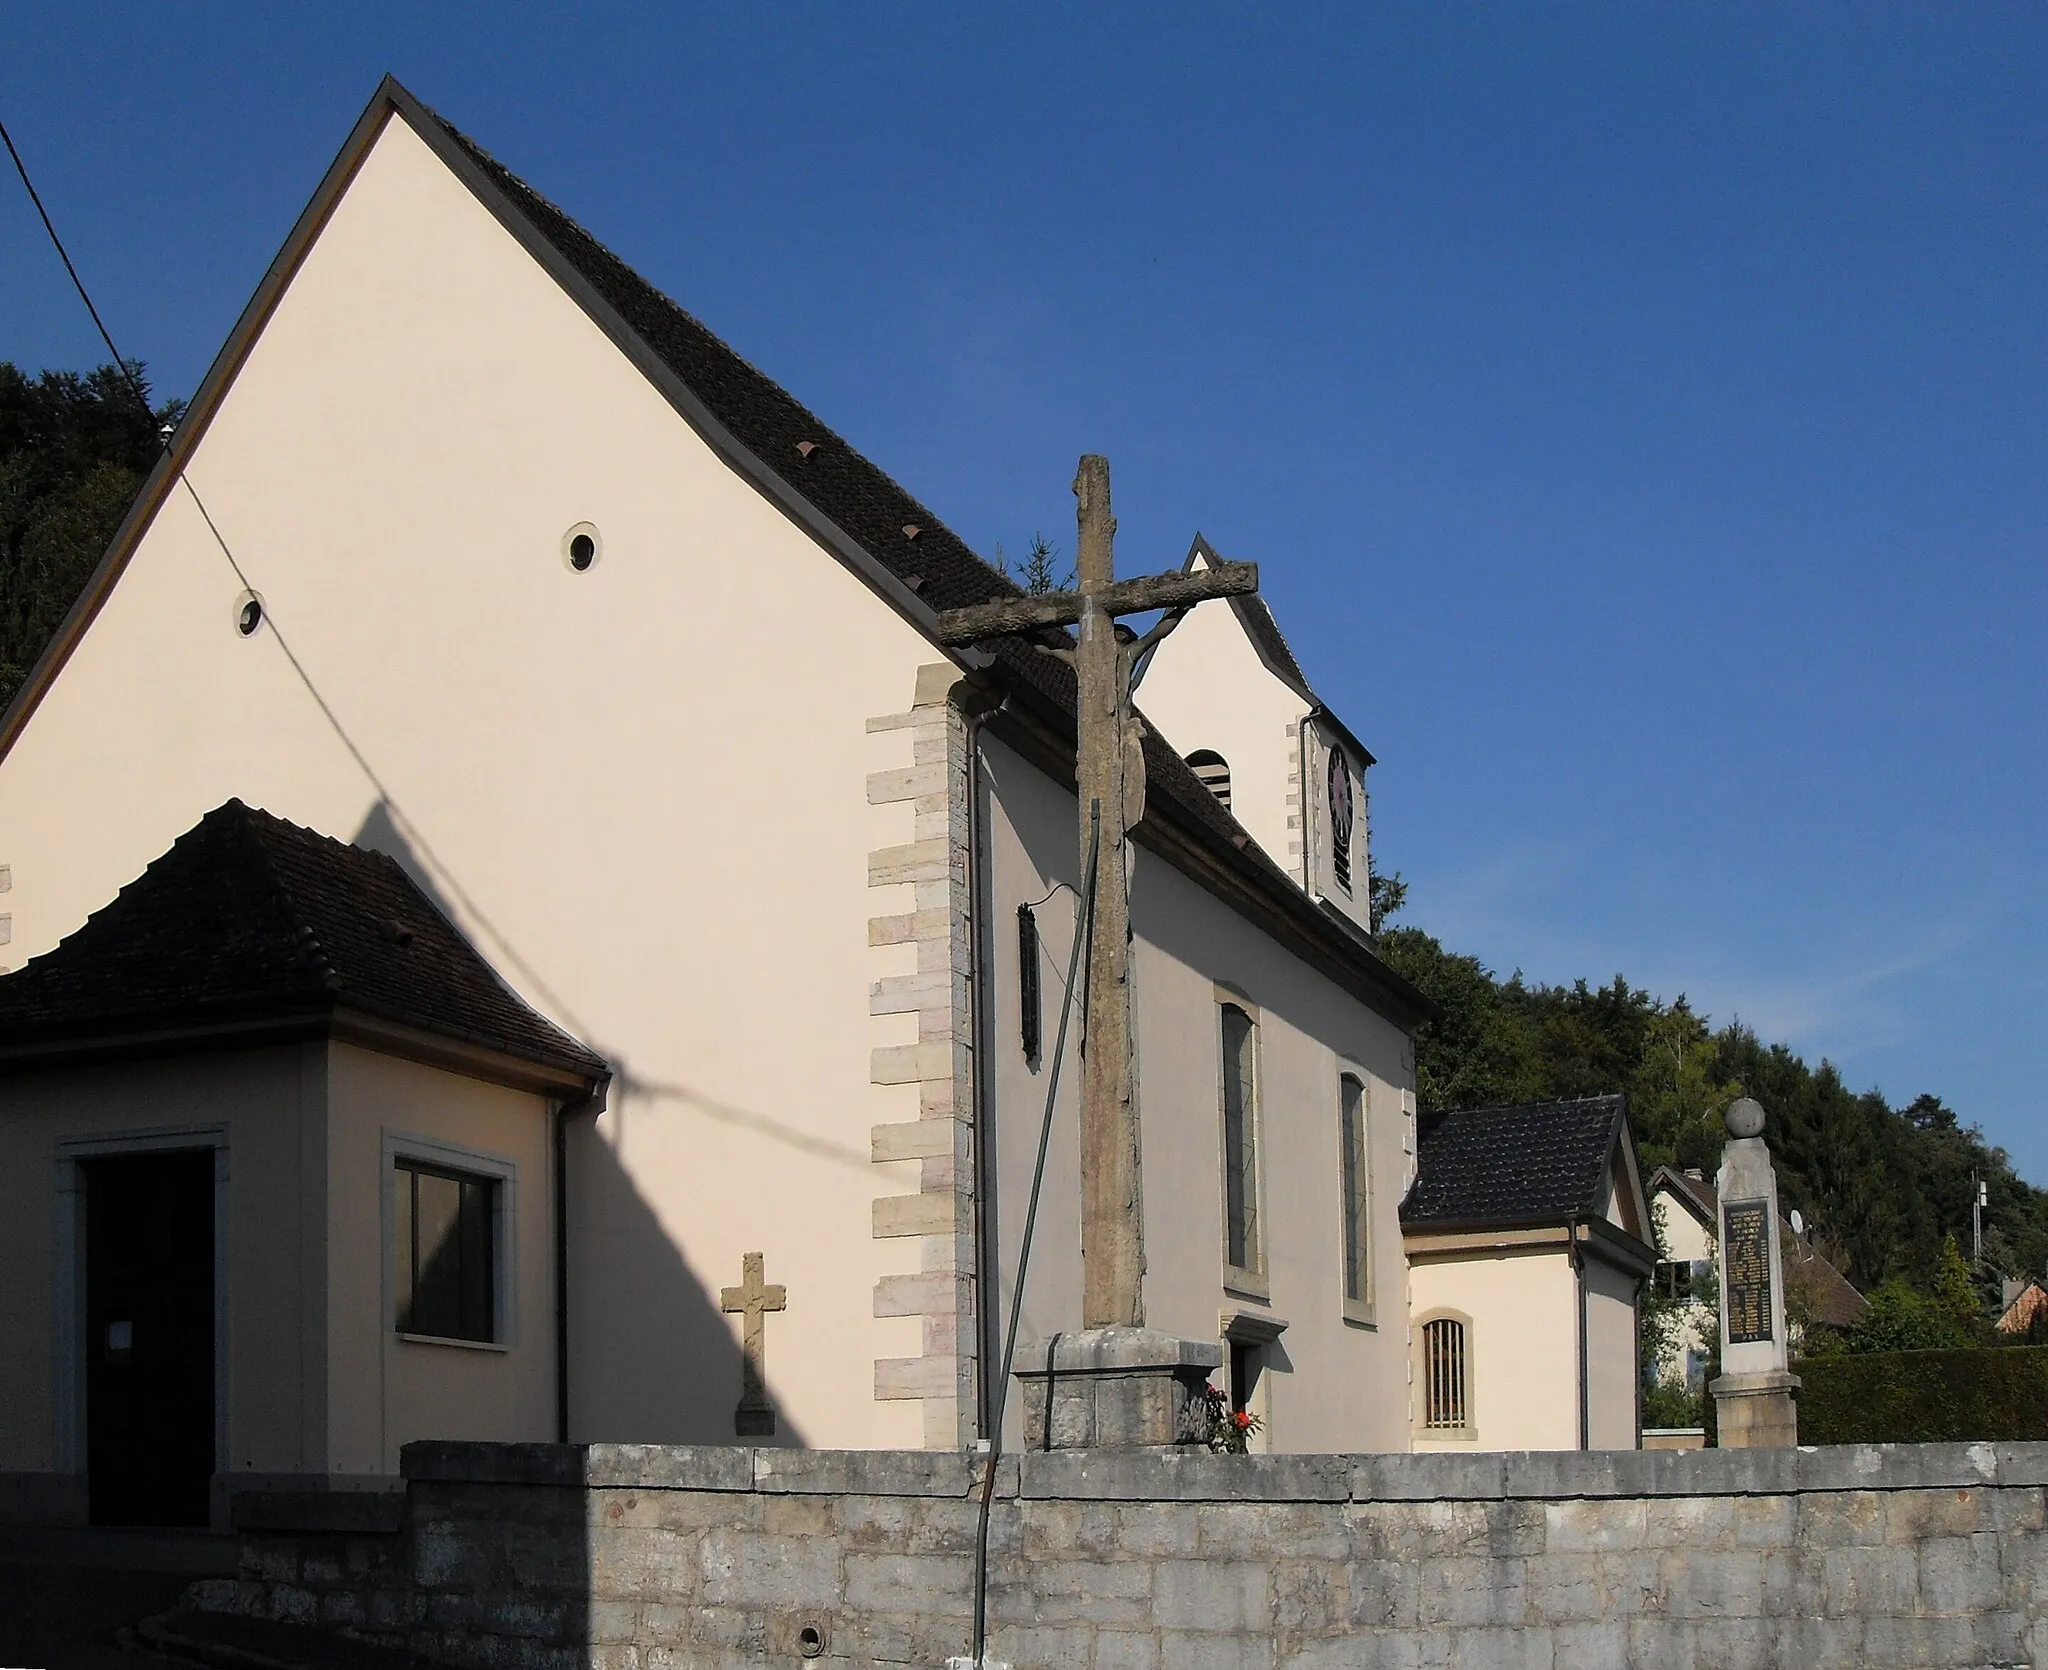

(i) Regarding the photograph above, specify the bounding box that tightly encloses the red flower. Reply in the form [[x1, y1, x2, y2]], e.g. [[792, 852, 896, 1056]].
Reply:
[[1234, 1410, 1252, 1429]]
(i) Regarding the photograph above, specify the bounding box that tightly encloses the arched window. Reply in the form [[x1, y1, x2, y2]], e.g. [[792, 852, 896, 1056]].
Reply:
[[1421, 1316, 1469, 1432], [1187, 749, 1231, 810]]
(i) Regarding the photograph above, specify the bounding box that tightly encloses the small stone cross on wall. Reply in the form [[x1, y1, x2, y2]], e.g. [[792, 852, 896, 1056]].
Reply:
[[721, 1251, 785, 1438]]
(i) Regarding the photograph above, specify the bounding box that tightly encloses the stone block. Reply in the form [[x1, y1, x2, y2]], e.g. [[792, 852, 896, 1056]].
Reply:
[[1418, 1556, 1525, 1628], [1115, 1500, 1200, 1557], [1915, 1531, 2003, 1615], [1520, 1553, 1610, 1624], [1545, 1622, 1628, 1670], [1641, 1493, 1735, 1550], [844, 1551, 973, 1618], [1003, 1555, 1151, 1627], [1351, 1450, 1504, 1502], [1821, 1544, 1920, 1615], [1199, 1502, 1353, 1560], [1441, 1624, 1554, 1669], [1882, 1485, 1989, 1542], [1732, 1492, 1795, 1547], [1542, 1497, 1644, 1554], [1271, 1558, 1347, 1645], [1992, 1441, 2048, 1487], [1656, 1549, 1766, 1618], [1347, 1558, 1421, 1630], [699, 1530, 841, 1611], [752, 1447, 991, 1499], [1154, 1560, 1271, 1634], [1095, 1631, 1162, 1670], [586, 1444, 754, 1492], [1158, 1631, 1276, 1670], [1797, 1489, 1886, 1547]]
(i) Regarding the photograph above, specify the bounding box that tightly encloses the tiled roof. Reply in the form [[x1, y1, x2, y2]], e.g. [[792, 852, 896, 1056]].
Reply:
[[1650, 1165, 1719, 1228], [1402, 1094, 1628, 1229], [417, 93, 1426, 1026], [0, 800, 607, 1083]]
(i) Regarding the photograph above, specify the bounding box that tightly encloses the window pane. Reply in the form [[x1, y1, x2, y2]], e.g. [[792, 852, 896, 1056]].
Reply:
[[397, 1161, 495, 1343], [458, 1176, 492, 1339], [394, 1166, 415, 1329], [1341, 1076, 1367, 1304], [1221, 1006, 1258, 1269]]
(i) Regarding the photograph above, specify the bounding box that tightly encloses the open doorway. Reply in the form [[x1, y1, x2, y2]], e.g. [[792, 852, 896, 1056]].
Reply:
[[84, 1150, 216, 1526]]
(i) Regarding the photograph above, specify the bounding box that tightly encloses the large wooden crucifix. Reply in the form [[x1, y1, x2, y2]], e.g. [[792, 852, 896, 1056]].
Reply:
[[938, 456, 1257, 1330]]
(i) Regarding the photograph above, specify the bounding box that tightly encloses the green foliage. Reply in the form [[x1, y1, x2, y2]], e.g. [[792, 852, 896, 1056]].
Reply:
[[1642, 1377, 1705, 1431], [1798, 1347, 2048, 1444], [1377, 923, 2048, 1292], [1003, 530, 1071, 596], [1368, 869, 1407, 931], [0, 361, 179, 709]]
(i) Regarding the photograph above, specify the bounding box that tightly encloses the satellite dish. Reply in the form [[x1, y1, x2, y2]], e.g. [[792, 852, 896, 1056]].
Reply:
[[1790, 1209, 1806, 1238]]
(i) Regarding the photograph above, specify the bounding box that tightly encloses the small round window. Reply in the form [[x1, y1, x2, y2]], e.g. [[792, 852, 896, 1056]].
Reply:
[[562, 522, 602, 573], [233, 589, 266, 637]]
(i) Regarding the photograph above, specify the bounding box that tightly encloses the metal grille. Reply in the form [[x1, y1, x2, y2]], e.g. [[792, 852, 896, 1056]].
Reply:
[[1188, 750, 1231, 810], [1422, 1317, 1467, 1430]]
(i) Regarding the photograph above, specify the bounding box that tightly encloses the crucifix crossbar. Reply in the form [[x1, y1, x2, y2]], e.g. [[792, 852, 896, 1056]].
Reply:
[[934, 455, 1258, 1333], [721, 1250, 785, 1437]]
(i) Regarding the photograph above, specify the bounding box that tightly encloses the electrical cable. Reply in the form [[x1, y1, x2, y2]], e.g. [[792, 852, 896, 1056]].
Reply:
[[2, 109, 590, 1033], [968, 800, 1101, 1668]]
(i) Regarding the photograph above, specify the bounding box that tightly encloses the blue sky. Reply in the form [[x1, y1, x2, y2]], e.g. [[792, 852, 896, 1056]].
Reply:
[[6, 7, 2045, 1173]]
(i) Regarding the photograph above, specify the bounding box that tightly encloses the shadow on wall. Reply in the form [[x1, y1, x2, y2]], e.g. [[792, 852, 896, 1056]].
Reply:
[[349, 800, 809, 1449]]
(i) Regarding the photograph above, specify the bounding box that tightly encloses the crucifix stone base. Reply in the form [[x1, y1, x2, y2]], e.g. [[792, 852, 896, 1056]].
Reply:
[[1012, 1329, 1222, 1450], [1709, 1370, 1800, 1448]]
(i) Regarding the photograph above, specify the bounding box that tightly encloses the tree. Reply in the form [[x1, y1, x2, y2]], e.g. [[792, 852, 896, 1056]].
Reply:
[[1, 361, 181, 708], [1005, 531, 1070, 596]]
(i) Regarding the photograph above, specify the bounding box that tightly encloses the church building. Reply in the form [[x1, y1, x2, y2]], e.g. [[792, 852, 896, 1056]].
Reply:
[[0, 78, 1643, 1527]]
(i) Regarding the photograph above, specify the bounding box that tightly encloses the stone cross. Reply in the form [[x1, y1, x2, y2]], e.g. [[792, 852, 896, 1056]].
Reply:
[[720, 1250, 785, 1438], [1709, 1097, 1799, 1447], [938, 456, 1257, 1330]]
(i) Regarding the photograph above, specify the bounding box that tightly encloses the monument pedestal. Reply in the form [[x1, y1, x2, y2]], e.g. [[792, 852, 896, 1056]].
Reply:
[[1710, 1369, 1800, 1448], [1013, 1328, 1222, 1449]]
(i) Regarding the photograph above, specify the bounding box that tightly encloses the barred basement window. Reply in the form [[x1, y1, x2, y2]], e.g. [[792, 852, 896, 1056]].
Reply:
[[1422, 1316, 1468, 1430], [395, 1159, 497, 1342], [1187, 750, 1231, 810]]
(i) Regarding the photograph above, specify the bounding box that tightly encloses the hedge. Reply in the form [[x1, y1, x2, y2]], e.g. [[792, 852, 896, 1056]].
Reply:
[[1798, 1345, 2048, 1444]]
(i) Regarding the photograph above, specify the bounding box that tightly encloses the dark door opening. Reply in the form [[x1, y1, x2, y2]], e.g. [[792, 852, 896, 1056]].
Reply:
[[85, 1149, 216, 1527]]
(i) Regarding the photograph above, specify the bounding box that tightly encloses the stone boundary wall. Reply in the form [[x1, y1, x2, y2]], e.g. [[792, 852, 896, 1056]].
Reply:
[[189, 1441, 2048, 1670]]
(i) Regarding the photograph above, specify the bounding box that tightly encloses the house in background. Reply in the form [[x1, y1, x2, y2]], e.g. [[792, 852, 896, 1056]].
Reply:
[[1401, 1095, 1653, 1451], [1648, 1163, 1867, 1390], [0, 802, 605, 1527]]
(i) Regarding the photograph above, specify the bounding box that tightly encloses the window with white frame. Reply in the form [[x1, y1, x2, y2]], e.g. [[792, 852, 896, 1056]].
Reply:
[[1220, 1002, 1261, 1274], [395, 1158, 500, 1343], [1421, 1315, 1470, 1432], [1339, 1073, 1371, 1307]]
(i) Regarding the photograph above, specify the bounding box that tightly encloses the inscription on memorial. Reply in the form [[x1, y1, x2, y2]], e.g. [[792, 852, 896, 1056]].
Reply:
[[1723, 1199, 1773, 1345]]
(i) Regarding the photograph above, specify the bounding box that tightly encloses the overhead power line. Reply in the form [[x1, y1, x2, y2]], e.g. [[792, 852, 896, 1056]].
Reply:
[[0, 108, 590, 1037]]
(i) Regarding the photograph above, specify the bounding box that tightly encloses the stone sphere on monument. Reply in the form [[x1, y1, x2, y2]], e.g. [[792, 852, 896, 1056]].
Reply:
[[1725, 1097, 1766, 1139]]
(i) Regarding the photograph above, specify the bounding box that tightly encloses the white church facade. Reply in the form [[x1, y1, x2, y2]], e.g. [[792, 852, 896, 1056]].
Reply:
[[0, 79, 1648, 1526]]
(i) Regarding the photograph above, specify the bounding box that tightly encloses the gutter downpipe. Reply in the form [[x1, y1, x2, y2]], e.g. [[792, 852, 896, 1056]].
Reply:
[[1572, 1216, 1590, 1451], [966, 694, 1008, 1438], [554, 1077, 609, 1446], [554, 1099, 571, 1444], [969, 804, 1101, 1669]]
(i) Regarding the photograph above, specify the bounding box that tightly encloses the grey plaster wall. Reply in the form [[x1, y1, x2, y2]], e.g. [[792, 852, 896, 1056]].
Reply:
[[189, 1441, 2048, 1670]]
